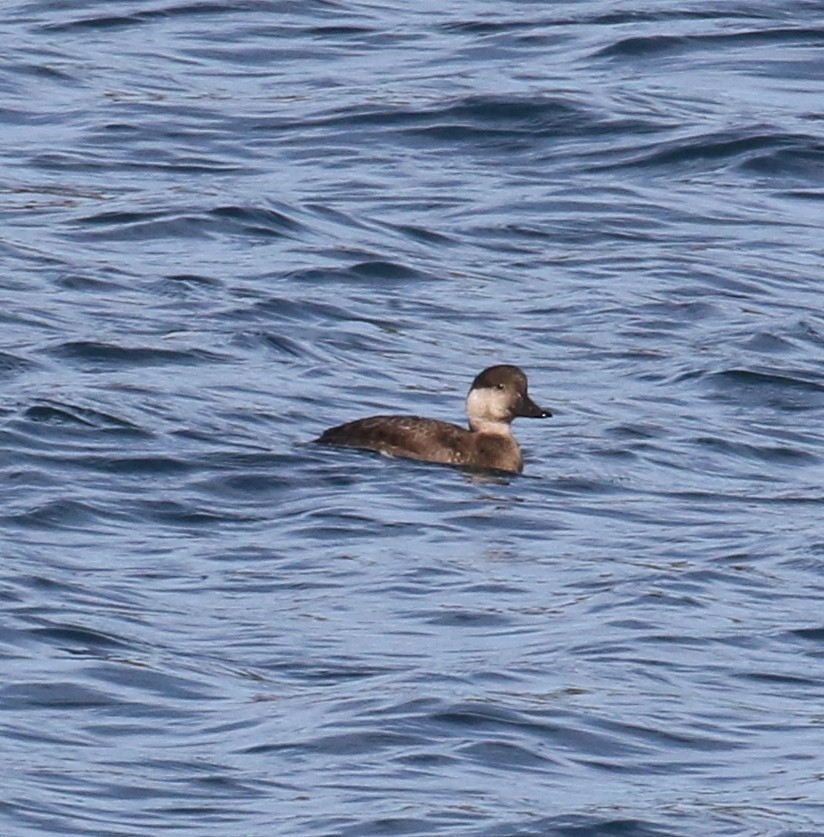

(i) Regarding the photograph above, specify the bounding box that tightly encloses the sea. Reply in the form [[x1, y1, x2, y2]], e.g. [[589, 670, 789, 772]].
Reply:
[[2, 2, 824, 835]]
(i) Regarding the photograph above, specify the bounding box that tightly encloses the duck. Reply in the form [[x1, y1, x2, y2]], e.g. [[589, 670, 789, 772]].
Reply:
[[315, 364, 550, 473]]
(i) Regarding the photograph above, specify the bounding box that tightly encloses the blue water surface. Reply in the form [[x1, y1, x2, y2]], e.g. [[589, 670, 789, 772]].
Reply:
[[2, 1, 824, 835]]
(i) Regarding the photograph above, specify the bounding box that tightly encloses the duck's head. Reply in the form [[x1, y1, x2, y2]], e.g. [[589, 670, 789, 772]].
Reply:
[[465, 365, 551, 432]]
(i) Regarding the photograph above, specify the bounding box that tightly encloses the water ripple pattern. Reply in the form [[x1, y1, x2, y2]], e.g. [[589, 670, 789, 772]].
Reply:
[[2, 1, 823, 835]]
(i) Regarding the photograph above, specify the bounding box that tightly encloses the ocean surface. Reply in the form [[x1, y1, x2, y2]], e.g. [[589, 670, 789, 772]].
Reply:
[[2, 1, 824, 835]]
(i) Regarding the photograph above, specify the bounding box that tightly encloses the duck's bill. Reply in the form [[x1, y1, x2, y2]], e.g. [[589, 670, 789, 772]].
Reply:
[[517, 395, 552, 418]]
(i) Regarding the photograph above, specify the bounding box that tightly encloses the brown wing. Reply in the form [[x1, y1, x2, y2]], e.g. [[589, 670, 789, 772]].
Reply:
[[316, 415, 470, 465]]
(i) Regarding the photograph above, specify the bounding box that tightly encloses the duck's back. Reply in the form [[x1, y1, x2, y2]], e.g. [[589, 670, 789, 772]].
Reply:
[[316, 415, 523, 472]]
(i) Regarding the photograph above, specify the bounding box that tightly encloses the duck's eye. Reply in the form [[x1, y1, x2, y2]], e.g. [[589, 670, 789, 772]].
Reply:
[[496, 383, 505, 390]]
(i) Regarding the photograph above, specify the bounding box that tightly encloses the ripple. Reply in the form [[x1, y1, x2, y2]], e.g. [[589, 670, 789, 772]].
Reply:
[[47, 340, 226, 369], [37, 2, 247, 34], [30, 624, 131, 653], [705, 367, 824, 410], [22, 402, 142, 430], [0, 349, 37, 379], [693, 435, 820, 466], [0, 682, 117, 709], [286, 260, 435, 284], [592, 129, 822, 177], [594, 27, 824, 60], [4, 498, 112, 530], [70, 203, 305, 241], [478, 815, 675, 837]]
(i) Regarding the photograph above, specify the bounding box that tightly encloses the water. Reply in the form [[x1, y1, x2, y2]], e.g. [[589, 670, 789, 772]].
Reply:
[[2, 1, 824, 834]]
